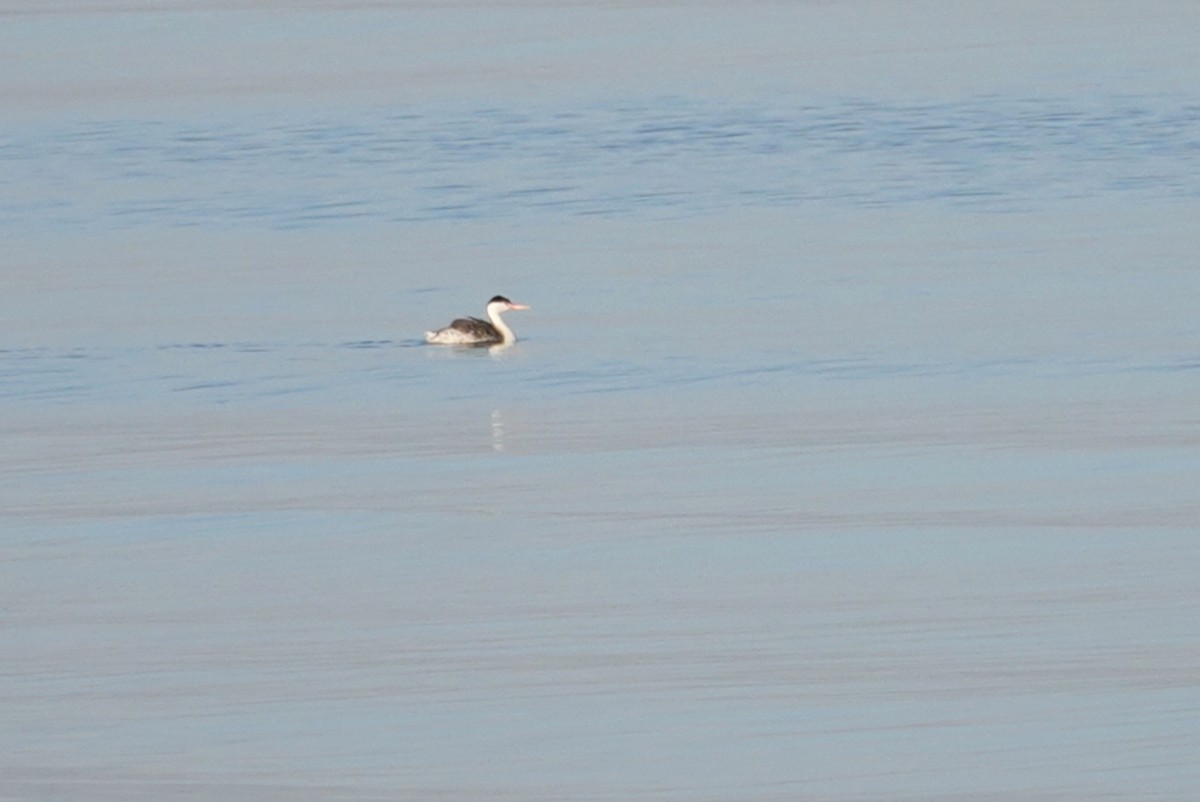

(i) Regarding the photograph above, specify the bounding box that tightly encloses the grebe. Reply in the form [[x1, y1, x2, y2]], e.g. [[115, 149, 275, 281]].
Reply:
[[425, 296, 530, 345]]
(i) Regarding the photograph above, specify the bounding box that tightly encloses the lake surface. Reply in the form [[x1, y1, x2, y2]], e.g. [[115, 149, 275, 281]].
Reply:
[[2, 2, 1199, 800]]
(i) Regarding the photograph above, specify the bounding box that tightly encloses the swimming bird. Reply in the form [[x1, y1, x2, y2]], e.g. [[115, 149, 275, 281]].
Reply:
[[425, 296, 530, 345]]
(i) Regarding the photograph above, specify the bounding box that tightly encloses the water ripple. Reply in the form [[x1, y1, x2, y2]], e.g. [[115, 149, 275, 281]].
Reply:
[[3, 93, 1198, 232], [10, 343, 1189, 407]]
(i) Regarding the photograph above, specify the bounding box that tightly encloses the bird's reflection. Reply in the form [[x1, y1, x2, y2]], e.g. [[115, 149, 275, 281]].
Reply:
[[487, 342, 514, 357], [491, 408, 505, 452]]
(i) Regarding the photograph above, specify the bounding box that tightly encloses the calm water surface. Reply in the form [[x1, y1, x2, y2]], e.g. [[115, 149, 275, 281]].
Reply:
[[2, 2, 1199, 801]]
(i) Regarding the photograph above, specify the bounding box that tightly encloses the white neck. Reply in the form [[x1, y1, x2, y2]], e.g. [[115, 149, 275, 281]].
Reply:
[[486, 305, 517, 343]]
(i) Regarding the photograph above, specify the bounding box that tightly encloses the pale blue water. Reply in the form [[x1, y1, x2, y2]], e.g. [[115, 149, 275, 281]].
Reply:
[[4, 95, 1199, 234], [3, 3, 1200, 801]]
